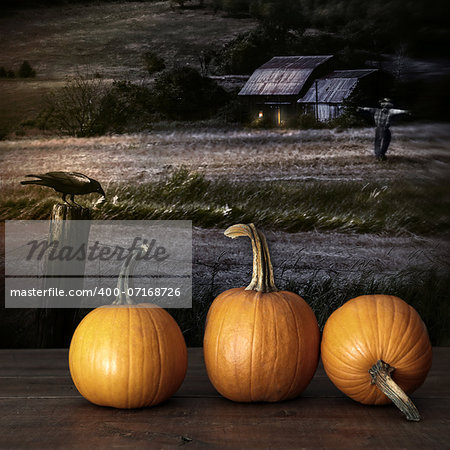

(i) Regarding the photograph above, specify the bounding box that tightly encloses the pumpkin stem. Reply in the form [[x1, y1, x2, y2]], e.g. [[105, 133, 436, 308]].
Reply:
[[112, 244, 149, 305], [369, 360, 421, 422], [224, 223, 278, 293]]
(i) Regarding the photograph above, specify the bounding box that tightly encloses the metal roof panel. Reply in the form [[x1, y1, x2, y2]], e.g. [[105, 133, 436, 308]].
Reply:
[[239, 55, 334, 96], [298, 69, 378, 103]]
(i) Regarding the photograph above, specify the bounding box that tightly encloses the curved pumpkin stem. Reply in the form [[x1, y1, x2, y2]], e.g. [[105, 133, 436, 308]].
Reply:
[[112, 244, 149, 305], [224, 223, 278, 293], [369, 360, 421, 421]]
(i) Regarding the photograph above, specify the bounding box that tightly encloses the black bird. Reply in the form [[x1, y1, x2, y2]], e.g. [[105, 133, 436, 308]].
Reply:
[[21, 171, 105, 207]]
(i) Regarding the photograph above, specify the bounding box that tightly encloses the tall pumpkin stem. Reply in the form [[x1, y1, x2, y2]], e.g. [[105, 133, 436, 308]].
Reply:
[[224, 223, 278, 293], [369, 360, 421, 421], [112, 244, 149, 305]]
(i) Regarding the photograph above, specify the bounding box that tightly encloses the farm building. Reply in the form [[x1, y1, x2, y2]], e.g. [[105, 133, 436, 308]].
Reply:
[[238, 56, 379, 124], [297, 69, 379, 121], [238, 55, 333, 125]]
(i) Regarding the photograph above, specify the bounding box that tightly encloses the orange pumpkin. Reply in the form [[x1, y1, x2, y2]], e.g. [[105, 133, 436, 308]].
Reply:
[[321, 294, 432, 421], [203, 223, 320, 402], [69, 247, 187, 409]]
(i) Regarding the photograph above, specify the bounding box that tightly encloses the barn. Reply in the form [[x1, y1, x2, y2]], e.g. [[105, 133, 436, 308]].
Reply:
[[238, 55, 334, 125], [239, 56, 379, 125], [297, 69, 379, 121]]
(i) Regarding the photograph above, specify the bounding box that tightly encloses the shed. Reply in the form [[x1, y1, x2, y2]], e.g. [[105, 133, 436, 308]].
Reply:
[[297, 69, 378, 121], [238, 55, 334, 125]]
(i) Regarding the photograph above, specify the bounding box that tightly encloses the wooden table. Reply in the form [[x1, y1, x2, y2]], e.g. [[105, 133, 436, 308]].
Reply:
[[0, 348, 448, 448]]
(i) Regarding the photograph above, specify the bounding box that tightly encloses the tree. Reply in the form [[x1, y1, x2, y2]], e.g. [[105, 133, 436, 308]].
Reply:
[[249, 0, 304, 32], [199, 49, 215, 77], [151, 67, 228, 120], [18, 60, 36, 78], [143, 51, 166, 75], [214, 25, 300, 74], [221, 0, 249, 15], [100, 80, 154, 132], [44, 74, 111, 137]]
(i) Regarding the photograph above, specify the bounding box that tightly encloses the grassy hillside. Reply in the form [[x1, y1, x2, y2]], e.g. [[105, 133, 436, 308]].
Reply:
[[0, 1, 256, 131], [0, 2, 256, 78]]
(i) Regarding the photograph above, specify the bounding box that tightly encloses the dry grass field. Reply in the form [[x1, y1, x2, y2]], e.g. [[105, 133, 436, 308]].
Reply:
[[1, 123, 449, 253], [1, 123, 449, 185]]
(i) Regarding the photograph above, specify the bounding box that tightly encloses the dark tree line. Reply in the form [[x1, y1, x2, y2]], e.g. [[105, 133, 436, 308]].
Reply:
[[39, 68, 229, 136], [0, 61, 36, 78], [3, 0, 448, 58], [213, 0, 449, 57]]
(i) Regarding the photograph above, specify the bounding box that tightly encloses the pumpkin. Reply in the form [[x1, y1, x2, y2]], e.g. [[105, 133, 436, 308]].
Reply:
[[321, 294, 432, 421], [69, 246, 187, 409], [203, 223, 320, 402]]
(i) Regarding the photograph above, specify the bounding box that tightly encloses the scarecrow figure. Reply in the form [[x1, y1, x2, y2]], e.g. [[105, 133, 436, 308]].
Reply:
[[357, 99, 409, 160]]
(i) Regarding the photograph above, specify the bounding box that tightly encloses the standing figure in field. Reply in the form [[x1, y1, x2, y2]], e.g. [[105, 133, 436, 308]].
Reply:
[[357, 99, 409, 160]]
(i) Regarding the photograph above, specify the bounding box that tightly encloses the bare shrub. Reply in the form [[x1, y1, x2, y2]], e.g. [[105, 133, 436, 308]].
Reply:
[[44, 74, 111, 137], [142, 51, 166, 75]]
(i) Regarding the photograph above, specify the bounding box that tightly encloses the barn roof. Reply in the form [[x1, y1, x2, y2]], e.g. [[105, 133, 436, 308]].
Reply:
[[298, 69, 378, 104], [238, 55, 333, 96]]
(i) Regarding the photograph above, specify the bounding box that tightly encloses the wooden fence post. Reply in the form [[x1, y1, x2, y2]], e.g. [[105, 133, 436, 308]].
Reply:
[[37, 204, 91, 348]]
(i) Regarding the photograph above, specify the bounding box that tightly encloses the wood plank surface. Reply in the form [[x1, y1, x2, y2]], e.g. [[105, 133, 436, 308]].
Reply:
[[0, 348, 449, 448]]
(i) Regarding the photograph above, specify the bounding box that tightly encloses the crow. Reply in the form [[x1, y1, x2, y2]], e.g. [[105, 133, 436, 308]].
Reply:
[[21, 171, 106, 207]]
